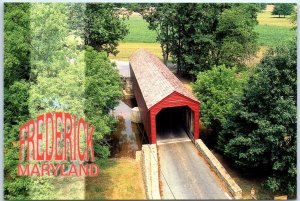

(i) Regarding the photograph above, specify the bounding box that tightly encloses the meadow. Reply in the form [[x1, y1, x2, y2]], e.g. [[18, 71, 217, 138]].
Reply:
[[51, 159, 145, 200]]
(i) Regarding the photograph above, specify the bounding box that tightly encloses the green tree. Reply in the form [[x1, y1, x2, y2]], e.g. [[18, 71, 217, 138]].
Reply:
[[257, 3, 267, 12], [4, 3, 31, 200], [192, 65, 245, 144], [4, 3, 31, 87], [217, 4, 258, 67], [84, 46, 122, 162], [143, 4, 258, 76], [272, 4, 294, 18], [289, 7, 297, 29], [84, 3, 128, 55], [143, 3, 176, 64], [221, 40, 296, 197], [30, 3, 69, 78]]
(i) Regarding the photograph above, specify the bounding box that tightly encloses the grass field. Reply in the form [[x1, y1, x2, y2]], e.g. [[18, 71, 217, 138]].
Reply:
[[85, 159, 145, 200], [254, 25, 296, 47], [257, 5, 294, 27], [123, 16, 157, 43], [52, 159, 145, 200], [110, 42, 162, 61]]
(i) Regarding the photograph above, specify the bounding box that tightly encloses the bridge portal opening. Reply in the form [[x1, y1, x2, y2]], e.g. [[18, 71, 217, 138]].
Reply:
[[156, 106, 194, 142]]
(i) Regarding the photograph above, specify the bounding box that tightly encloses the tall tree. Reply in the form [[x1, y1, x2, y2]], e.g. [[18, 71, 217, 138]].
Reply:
[[30, 3, 69, 78], [84, 46, 122, 162], [143, 4, 258, 76], [216, 4, 258, 67], [221, 39, 296, 197], [192, 65, 245, 145], [4, 3, 31, 87], [84, 3, 128, 55], [4, 3, 31, 200], [272, 4, 294, 18]]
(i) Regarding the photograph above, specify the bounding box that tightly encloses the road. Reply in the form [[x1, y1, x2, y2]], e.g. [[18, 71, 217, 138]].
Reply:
[[158, 140, 230, 199]]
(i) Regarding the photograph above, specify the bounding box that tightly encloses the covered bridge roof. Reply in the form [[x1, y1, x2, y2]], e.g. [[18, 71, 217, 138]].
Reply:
[[129, 49, 199, 109]]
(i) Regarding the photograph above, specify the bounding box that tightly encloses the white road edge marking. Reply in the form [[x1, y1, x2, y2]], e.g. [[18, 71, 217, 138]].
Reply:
[[225, 192, 232, 199], [157, 139, 191, 145]]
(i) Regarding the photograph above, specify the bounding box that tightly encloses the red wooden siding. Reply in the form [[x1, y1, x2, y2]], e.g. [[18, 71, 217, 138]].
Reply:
[[150, 92, 200, 144], [129, 49, 200, 144]]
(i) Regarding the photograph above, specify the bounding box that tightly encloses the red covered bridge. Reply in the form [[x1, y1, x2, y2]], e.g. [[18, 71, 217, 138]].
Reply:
[[129, 49, 200, 144]]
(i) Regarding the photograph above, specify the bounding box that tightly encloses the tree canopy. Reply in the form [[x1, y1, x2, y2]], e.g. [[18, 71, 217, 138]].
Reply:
[[193, 65, 245, 129], [4, 3, 31, 200], [272, 4, 294, 18], [84, 3, 129, 55], [143, 3, 259, 76], [221, 39, 297, 197]]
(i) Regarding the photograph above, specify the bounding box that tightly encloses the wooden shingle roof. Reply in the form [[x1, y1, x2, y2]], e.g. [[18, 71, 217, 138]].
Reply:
[[129, 49, 199, 109]]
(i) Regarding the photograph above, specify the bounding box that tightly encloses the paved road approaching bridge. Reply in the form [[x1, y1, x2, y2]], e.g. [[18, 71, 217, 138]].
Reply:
[[158, 141, 230, 199]]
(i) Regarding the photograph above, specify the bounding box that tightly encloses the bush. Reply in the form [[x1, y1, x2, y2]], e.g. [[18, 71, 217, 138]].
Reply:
[[192, 65, 245, 144]]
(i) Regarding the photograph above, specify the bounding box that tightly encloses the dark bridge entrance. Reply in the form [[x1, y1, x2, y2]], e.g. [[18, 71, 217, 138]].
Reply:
[[129, 49, 200, 144], [156, 106, 194, 143]]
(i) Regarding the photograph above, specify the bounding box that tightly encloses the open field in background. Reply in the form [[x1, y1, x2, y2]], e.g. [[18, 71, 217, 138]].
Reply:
[[257, 4, 294, 27], [85, 159, 146, 200], [123, 16, 157, 43], [112, 6, 296, 61], [110, 42, 162, 60], [255, 25, 296, 47]]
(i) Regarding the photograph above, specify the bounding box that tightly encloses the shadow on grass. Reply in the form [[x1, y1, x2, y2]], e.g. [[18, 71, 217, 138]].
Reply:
[[85, 160, 118, 200]]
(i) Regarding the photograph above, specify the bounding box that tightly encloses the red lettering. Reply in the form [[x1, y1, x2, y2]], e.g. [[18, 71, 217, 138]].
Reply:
[[64, 112, 72, 161], [18, 164, 29, 176], [55, 112, 63, 160], [31, 164, 40, 176], [36, 114, 44, 161], [90, 164, 99, 177], [27, 119, 35, 160], [69, 164, 78, 176], [45, 113, 54, 160], [41, 164, 50, 176], [19, 123, 27, 161], [85, 123, 95, 161], [77, 118, 85, 161]]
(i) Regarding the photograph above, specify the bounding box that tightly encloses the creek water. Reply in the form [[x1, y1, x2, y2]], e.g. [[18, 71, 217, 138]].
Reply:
[[108, 97, 147, 158]]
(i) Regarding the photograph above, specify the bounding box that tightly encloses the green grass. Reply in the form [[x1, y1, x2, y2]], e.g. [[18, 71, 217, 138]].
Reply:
[[122, 16, 157, 43], [255, 25, 296, 47], [122, 15, 296, 48]]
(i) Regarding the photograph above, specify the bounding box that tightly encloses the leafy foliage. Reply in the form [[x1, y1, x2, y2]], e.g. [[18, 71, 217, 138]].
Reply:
[[272, 4, 295, 18], [5, 3, 123, 199], [217, 4, 258, 67], [257, 3, 267, 12], [30, 3, 69, 78], [4, 3, 31, 87], [84, 46, 122, 161], [143, 4, 258, 76], [84, 3, 129, 55], [4, 3, 31, 200], [193, 65, 245, 129], [221, 40, 297, 197]]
